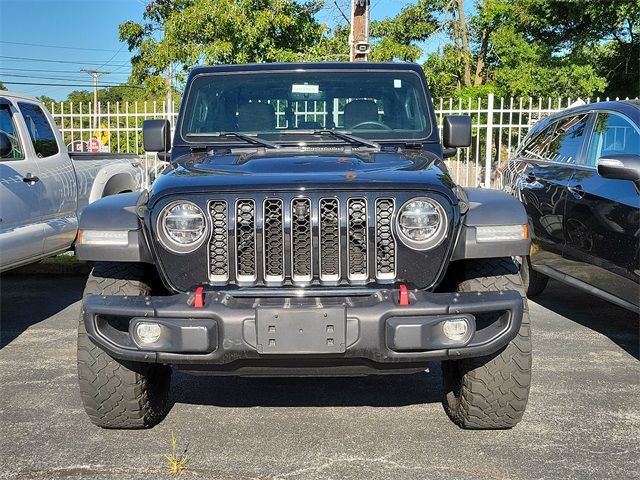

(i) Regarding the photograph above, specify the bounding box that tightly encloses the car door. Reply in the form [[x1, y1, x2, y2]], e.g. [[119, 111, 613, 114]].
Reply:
[[18, 101, 78, 255], [0, 99, 45, 271], [563, 110, 640, 307], [513, 114, 590, 273]]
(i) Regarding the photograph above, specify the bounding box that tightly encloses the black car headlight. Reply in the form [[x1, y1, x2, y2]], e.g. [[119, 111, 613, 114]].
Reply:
[[396, 197, 447, 250], [157, 201, 208, 253]]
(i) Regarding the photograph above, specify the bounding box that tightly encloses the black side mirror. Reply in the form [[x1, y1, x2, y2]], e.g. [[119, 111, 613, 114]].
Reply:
[[143, 119, 172, 153], [597, 154, 640, 182], [0, 131, 11, 157], [443, 115, 472, 149]]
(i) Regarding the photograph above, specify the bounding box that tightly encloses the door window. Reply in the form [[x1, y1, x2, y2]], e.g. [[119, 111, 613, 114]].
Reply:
[[544, 114, 590, 164], [0, 105, 24, 160], [18, 102, 59, 157], [521, 123, 556, 160], [585, 113, 640, 167]]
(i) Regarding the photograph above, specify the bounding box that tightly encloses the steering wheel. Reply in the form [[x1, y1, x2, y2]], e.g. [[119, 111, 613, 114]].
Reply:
[[349, 121, 392, 131]]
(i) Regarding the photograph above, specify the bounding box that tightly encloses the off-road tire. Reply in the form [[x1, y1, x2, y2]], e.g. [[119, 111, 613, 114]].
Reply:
[[520, 255, 548, 297], [441, 258, 532, 429], [77, 262, 171, 429]]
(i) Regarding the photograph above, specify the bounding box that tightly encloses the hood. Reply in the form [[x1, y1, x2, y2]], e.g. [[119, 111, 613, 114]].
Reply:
[[150, 149, 457, 203]]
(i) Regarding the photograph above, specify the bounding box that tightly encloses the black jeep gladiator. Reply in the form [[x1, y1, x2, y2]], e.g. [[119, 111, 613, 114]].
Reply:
[[76, 62, 532, 430]]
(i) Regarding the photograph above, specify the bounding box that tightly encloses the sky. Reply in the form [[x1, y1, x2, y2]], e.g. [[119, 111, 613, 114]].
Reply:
[[0, 0, 445, 101]]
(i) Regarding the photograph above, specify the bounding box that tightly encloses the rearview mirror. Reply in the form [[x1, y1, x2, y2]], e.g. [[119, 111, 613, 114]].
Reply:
[[443, 115, 472, 148], [597, 154, 640, 182], [143, 119, 172, 153], [0, 131, 11, 157]]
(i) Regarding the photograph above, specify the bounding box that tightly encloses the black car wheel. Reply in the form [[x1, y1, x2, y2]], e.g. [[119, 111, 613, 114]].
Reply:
[[77, 262, 171, 429], [519, 255, 549, 297], [441, 258, 532, 429]]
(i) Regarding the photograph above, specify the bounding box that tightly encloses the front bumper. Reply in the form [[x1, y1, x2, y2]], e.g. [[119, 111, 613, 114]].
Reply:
[[82, 288, 523, 373]]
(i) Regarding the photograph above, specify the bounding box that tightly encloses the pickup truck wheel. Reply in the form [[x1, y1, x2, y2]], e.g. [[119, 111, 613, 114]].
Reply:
[[77, 262, 171, 429], [441, 258, 532, 429], [519, 255, 548, 297]]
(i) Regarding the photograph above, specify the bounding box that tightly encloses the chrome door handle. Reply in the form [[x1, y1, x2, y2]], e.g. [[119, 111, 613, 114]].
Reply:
[[568, 184, 584, 199], [22, 173, 40, 184]]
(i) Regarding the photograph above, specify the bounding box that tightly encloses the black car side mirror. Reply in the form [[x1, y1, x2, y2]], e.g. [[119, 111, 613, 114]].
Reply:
[[0, 131, 12, 157], [143, 119, 172, 153], [597, 154, 640, 183], [443, 115, 472, 149]]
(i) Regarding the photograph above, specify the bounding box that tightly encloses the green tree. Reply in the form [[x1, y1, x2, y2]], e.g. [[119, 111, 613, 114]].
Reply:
[[423, 0, 637, 99], [119, 0, 325, 94], [369, 0, 440, 62], [37, 95, 57, 105]]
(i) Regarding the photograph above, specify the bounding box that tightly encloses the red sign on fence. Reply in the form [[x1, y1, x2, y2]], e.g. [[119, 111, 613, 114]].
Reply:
[[88, 137, 101, 153]]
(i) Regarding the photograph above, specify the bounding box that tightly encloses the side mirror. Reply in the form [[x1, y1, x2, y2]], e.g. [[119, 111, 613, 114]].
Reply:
[[0, 131, 12, 157], [143, 119, 172, 153], [597, 154, 640, 182], [443, 115, 472, 149]]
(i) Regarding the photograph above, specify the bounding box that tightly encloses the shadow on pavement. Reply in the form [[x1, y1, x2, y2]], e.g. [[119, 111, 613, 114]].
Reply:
[[534, 279, 639, 360], [169, 366, 442, 408], [0, 273, 86, 349]]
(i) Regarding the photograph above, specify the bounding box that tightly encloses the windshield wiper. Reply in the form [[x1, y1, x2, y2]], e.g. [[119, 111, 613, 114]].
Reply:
[[280, 129, 379, 149], [312, 130, 380, 149], [187, 131, 279, 149]]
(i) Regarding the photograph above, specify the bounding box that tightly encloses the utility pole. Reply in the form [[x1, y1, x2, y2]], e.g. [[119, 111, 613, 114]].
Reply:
[[80, 68, 110, 130], [349, 0, 370, 62]]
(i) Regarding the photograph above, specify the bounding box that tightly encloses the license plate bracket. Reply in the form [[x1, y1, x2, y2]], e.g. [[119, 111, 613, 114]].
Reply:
[[255, 307, 346, 354]]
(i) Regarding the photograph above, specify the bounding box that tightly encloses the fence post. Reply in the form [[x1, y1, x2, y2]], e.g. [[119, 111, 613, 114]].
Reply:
[[484, 93, 494, 188]]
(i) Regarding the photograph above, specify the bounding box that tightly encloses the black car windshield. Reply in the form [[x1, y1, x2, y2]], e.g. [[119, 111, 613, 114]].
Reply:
[[181, 70, 432, 144]]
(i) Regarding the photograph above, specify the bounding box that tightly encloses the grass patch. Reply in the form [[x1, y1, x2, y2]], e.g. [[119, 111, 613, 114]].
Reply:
[[166, 432, 189, 476]]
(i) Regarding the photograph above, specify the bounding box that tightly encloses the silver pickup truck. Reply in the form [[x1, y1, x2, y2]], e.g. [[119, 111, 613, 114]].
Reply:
[[0, 92, 143, 272]]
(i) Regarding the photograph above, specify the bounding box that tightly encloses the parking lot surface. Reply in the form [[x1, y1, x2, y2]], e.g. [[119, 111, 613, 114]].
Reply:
[[0, 272, 638, 480]]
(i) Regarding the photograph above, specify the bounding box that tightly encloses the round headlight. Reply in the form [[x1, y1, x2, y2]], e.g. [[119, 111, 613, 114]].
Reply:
[[396, 197, 447, 250], [157, 201, 207, 253]]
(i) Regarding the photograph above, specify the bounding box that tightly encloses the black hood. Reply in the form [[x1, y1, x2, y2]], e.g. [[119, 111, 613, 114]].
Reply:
[[150, 149, 458, 205]]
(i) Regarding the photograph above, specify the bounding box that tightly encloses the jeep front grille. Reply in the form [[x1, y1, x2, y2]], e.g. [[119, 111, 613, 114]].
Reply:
[[319, 198, 340, 281], [209, 201, 229, 281], [235, 200, 256, 281], [347, 198, 368, 280], [263, 199, 284, 282], [208, 195, 397, 286]]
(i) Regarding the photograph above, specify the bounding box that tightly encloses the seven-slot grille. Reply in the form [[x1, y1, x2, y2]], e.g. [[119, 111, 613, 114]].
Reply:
[[207, 196, 397, 285]]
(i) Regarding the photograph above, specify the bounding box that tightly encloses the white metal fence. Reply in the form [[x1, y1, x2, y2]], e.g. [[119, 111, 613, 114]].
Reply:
[[47, 94, 635, 188]]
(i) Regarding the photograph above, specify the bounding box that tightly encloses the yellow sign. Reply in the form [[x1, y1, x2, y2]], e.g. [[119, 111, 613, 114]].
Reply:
[[94, 123, 110, 146]]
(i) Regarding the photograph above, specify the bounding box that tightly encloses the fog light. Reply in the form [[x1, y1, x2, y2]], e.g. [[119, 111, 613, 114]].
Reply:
[[442, 318, 470, 341], [136, 322, 162, 344]]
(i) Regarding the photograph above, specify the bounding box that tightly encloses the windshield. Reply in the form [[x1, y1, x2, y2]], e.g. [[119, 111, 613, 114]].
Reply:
[[180, 69, 432, 144]]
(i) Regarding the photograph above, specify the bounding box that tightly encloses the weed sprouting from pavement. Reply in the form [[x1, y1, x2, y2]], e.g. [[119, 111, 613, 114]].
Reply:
[[166, 431, 189, 475]]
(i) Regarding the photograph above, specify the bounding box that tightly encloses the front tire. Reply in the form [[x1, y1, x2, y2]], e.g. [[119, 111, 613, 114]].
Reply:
[[441, 258, 532, 429], [520, 255, 548, 297], [77, 262, 171, 429]]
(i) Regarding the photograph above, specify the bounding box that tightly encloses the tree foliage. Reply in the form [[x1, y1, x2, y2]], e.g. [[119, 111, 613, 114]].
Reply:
[[45, 0, 638, 102], [423, 0, 639, 99], [119, 0, 325, 94], [369, 0, 439, 62]]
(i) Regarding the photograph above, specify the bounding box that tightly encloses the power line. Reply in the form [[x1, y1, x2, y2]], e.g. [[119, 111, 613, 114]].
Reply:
[[97, 44, 127, 70], [0, 67, 131, 75], [1, 81, 143, 88], [0, 72, 137, 85], [0, 55, 131, 66], [0, 40, 127, 53]]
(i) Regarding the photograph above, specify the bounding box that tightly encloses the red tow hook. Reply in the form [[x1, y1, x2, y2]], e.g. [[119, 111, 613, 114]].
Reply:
[[194, 286, 204, 309], [398, 283, 410, 306]]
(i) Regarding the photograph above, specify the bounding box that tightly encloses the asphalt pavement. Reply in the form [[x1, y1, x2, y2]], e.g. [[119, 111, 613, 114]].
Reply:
[[0, 272, 638, 480]]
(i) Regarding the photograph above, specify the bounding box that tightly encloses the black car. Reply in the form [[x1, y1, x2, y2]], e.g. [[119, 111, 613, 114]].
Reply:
[[505, 101, 640, 312], [75, 62, 533, 430]]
